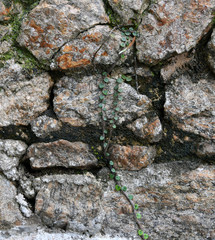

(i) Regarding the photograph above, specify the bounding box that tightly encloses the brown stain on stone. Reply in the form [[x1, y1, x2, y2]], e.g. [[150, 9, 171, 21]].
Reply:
[[101, 51, 108, 56], [82, 32, 102, 43], [57, 53, 91, 69], [0, 6, 12, 20], [29, 19, 44, 34]]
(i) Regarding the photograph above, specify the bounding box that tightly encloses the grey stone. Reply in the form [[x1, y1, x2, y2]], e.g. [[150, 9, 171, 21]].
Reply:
[[165, 74, 215, 140], [136, 0, 215, 65], [30, 115, 62, 138], [127, 115, 162, 142], [0, 25, 12, 55], [17, 0, 108, 62], [27, 140, 98, 169], [0, 140, 27, 181], [0, 174, 23, 227], [207, 29, 215, 73], [54, 74, 162, 141], [51, 25, 132, 71], [0, 60, 53, 126], [101, 161, 215, 239], [34, 173, 104, 234], [109, 144, 156, 170], [15, 194, 32, 218], [107, 0, 149, 24], [0, 0, 12, 22], [196, 141, 215, 159]]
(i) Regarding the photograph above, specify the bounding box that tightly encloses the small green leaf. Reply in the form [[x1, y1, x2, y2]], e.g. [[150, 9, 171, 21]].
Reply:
[[132, 32, 137, 37], [102, 90, 108, 95], [122, 186, 127, 191], [115, 107, 120, 111], [106, 152, 110, 157], [121, 32, 125, 36], [102, 108, 107, 111], [109, 174, 114, 179], [121, 75, 127, 80], [136, 213, 141, 219], [115, 185, 121, 191], [110, 120, 114, 124], [134, 204, 139, 210], [121, 37, 126, 42], [100, 95, 105, 100], [121, 54, 125, 59], [129, 27, 134, 31], [126, 76, 132, 82], [104, 130, 108, 134], [114, 85, 119, 90], [125, 31, 131, 36], [128, 194, 133, 200], [115, 176, 120, 181], [118, 89, 123, 93], [118, 96, 123, 101], [104, 77, 109, 83], [122, 27, 126, 31], [99, 83, 105, 89], [99, 103, 103, 108], [117, 78, 123, 83], [138, 230, 143, 236], [120, 42, 126, 48], [113, 102, 118, 106], [112, 124, 116, 129], [104, 142, 107, 148], [111, 168, 116, 173], [103, 116, 107, 121], [114, 116, 118, 121], [100, 136, 105, 141], [102, 100, 106, 104], [109, 161, 114, 166], [144, 234, 149, 239], [102, 72, 108, 76], [113, 93, 118, 97]]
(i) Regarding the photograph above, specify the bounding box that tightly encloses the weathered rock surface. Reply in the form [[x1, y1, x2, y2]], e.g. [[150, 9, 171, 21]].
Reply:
[[127, 115, 162, 142], [136, 0, 215, 65], [165, 74, 215, 140], [0, 60, 53, 126], [54, 74, 162, 141], [0, 0, 12, 22], [18, 0, 108, 62], [207, 29, 215, 73], [0, 140, 27, 180], [109, 144, 156, 170], [35, 173, 104, 234], [0, 25, 11, 55], [30, 115, 62, 138], [108, 0, 149, 24], [196, 141, 215, 159], [27, 140, 98, 169], [0, 174, 23, 227], [101, 161, 215, 239], [51, 25, 131, 71]]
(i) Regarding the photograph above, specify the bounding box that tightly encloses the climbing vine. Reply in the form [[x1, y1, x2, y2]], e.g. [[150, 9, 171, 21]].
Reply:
[[93, 26, 149, 240]]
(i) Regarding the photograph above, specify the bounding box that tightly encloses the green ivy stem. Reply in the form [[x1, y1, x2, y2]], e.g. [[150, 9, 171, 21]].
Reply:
[[91, 27, 148, 239]]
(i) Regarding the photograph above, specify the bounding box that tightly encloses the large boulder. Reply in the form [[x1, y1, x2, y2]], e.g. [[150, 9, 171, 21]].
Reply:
[[136, 0, 215, 65], [17, 0, 108, 62], [0, 60, 53, 126]]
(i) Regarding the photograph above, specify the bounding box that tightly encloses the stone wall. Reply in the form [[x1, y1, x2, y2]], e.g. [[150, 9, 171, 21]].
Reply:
[[0, 0, 214, 239]]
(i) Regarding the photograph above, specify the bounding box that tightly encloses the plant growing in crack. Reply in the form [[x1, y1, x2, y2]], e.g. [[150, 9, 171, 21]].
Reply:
[[92, 26, 149, 240]]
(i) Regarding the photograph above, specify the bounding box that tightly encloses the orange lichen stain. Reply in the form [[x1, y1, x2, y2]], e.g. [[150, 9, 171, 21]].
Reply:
[[101, 51, 108, 56], [82, 32, 102, 43], [0, 6, 12, 19], [47, 25, 55, 30], [63, 45, 78, 52], [40, 40, 54, 49], [46, 49, 51, 54], [79, 47, 87, 54], [29, 19, 44, 34], [57, 53, 91, 69]]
